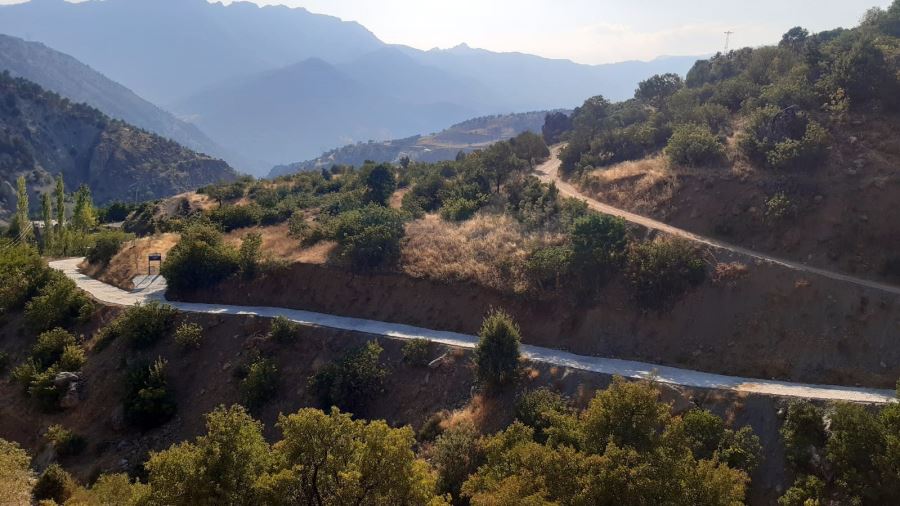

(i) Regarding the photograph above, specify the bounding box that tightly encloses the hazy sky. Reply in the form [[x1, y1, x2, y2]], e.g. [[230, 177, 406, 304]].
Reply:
[[0, 0, 891, 63]]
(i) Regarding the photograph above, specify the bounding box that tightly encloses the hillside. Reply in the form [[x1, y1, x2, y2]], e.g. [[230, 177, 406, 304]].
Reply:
[[269, 111, 556, 178], [547, 12, 900, 284], [0, 72, 237, 222], [0, 33, 237, 167]]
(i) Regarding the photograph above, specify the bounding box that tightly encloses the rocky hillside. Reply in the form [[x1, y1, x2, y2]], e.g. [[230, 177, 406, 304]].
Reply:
[[269, 111, 558, 178], [0, 72, 237, 221], [0, 34, 233, 166]]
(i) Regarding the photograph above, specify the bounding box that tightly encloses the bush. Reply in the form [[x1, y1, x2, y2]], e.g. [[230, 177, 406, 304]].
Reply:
[[0, 438, 34, 505], [85, 230, 132, 266], [309, 340, 387, 414], [431, 421, 482, 500], [401, 338, 432, 367], [103, 301, 177, 348], [44, 424, 86, 457], [525, 246, 572, 291], [174, 322, 204, 351], [31, 328, 78, 369], [780, 401, 827, 472], [238, 232, 262, 278], [739, 105, 829, 170], [326, 205, 405, 271], [515, 388, 574, 443], [569, 214, 629, 292], [24, 271, 93, 332], [208, 204, 261, 232], [123, 358, 177, 430], [361, 163, 397, 205], [161, 223, 240, 292], [474, 309, 521, 388], [32, 463, 77, 504], [626, 238, 706, 309], [0, 242, 50, 315], [439, 197, 480, 222], [239, 356, 279, 411], [267, 316, 300, 344], [666, 123, 725, 167]]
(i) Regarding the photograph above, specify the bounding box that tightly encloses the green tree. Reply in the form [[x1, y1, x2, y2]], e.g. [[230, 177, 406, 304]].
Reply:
[[309, 340, 387, 414], [71, 184, 97, 231], [41, 192, 53, 251], [0, 438, 34, 505], [481, 142, 526, 192], [161, 223, 240, 292], [569, 214, 629, 288], [509, 131, 550, 169], [255, 407, 445, 506], [32, 463, 77, 504], [54, 174, 65, 232], [363, 163, 398, 206], [13, 175, 31, 242], [473, 309, 521, 389], [238, 232, 263, 278], [431, 421, 483, 501], [636, 73, 684, 107], [666, 123, 725, 167], [144, 405, 272, 506], [581, 377, 671, 453], [325, 204, 405, 271]]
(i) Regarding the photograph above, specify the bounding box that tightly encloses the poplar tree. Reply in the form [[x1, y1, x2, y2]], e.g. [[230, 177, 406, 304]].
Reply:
[[14, 175, 32, 242]]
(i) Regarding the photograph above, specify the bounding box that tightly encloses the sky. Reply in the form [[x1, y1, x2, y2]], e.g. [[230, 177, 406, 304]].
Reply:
[[0, 0, 892, 63]]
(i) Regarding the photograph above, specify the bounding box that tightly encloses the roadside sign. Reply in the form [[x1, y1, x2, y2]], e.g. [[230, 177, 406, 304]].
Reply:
[[149, 253, 162, 262]]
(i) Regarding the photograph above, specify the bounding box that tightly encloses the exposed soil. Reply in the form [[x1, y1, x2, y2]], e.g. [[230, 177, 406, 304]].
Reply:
[[175, 256, 900, 389], [81, 233, 179, 289]]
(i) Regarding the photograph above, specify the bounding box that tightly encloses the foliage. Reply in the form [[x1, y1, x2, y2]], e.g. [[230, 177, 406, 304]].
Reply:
[[101, 301, 177, 348], [33, 463, 77, 504], [402, 338, 433, 367], [65, 473, 149, 506], [123, 358, 176, 430], [71, 184, 98, 231], [161, 223, 240, 292], [666, 123, 725, 167], [85, 229, 133, 266], [525, 246, 572, 291], [739, 106, 829, 170], [765, 192, 794, 222], [636, 73, 684, 107], [509, 131, 550, 168], [431, 421, 483, 501], [515, 388, 575, 444], [44, 424, 86, 457], [439, 197, 481, 222], [268, 316, 301, 344], [13, 175, 31, 243], [24, 270, 93, 332], [239, 355, 279, 411], [0, 242, 49, 315], [625, 238, 706, 309], [208, 204, 261, 232], [361, 163, 398, 205], [474, 309, 521, 389], [238, 231, 262, 278], [325, 204, 405, 271], [542, 111, 572, 145], [174, 322, 204, 351], [0, 438, 34, 505], [309, 340, 387, 414], [31, 328, 80, 370], [569, 213, 629, 291]]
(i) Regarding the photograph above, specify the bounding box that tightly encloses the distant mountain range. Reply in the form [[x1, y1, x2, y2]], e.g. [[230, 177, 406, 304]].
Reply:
[[0, 72, 237, 222], [269, 111, 557, 178], [0, 0, 703, 174]]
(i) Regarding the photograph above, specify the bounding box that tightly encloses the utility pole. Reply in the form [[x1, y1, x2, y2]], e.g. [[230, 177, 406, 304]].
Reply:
[[724, 31, 734, 53]]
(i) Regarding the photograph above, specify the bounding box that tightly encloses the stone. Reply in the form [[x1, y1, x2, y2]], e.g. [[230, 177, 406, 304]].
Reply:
[[881, 361, 888, 369], [60, 383, 81, 409], [53, 371, 80, 388], [846, 168, 858, 176]]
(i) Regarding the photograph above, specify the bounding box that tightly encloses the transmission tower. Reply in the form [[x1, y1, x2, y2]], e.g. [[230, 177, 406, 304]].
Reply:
[[724, 31, 734, 53]]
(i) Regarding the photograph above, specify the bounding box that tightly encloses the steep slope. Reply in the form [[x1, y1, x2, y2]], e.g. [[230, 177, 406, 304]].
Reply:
[[0, 73, 237, 221], [269, 111, 554, 178], [0, 33, 240, 167], [174, 59, 476, 172], [0, 0, 383, 104]]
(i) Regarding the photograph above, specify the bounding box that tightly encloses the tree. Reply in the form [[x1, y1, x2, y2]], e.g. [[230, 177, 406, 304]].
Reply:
[[161, 223, 240, 292], [542, 111, 573, 145], [666, 123, 725, 167], [256, 407, 445, 506], [431, 421, 483, 500], [779, 27, 810, 51], [509, 131, 550, 169], [309, 340, 387, 414], [144, 405, 272, 506], [238, 232, 263, 278], [0, 438, 34, 505], [41, 192, 53, 251], [474, 309, 521, 388], [13, 175, 31, 242], [362, 163, 397, 206], [569, 214, 629, 286], [325, 205, 405, 271], [581, 377, 671, 453], [481, 142, 526, 192], [71, 184, 97, 231], [635, 73, 684, 107], [54, 174, 65, 232]]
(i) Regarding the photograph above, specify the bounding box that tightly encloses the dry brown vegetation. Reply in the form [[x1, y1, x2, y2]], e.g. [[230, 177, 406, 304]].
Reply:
[[223, 223, 335, 264], [578, 155, 678, 213], [81, 233, 180, 289], [401, 213, 564, 294]]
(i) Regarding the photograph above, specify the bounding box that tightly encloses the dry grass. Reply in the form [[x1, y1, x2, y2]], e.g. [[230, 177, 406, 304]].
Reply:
[[389, 188, 409, 210], [712, 262, 750, 286], [579, 156, 678, 212], [81, 233, 180, 289], [224, 223, 334, 264], [401, 214, 564, 294]]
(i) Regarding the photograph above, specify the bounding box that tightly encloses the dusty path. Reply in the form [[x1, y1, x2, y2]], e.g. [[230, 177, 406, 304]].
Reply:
[[51, 258, 896, 404], [535, 145, 900, 296]]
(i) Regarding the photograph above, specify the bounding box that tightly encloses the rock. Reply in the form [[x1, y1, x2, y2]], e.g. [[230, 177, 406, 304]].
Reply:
[[849, 136, 858, 145], [860, 214, 869, 222], [221, 362, 231, 372], [881, 361, 888, 369], [53, 371, 80, 388], [59, 383, 81, 409], [846, 168, 858, 176]]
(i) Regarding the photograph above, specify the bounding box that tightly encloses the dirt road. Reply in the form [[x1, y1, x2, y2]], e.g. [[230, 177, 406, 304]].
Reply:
[[50, 257, 896, 404], [535, 145, 900, 296]]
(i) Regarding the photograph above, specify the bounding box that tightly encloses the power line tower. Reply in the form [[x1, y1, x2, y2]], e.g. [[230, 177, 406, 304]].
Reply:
[[724, 31, 734, 53]]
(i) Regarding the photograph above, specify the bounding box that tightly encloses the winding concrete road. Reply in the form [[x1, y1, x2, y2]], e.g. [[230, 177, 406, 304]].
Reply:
[[535, 146, 900, 296], [50, 258, 896, 404]]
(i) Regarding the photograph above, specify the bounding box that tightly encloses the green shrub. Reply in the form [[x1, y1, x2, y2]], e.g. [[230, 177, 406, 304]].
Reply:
[[24, 271, 93, 332], [778, 475, 826, 506], [85, 230, 132, 266], [267, 316, 300, 344], [44, 424, 86, 457], [439, 197, 480, 222], [161, 223, 240, 292], [325, 205, 405, 271], [515, 388, 574, 443], [238, 232, 262, 278], [239, 356, 279, 411], [208, 204, 261, 232], [123, 358, 177, 430], [31, 328, 78, 369], [666, 123, 725, 167], [625, 238, 706, 309], [0, 242, 50, 315], [780, 401, 827, 472], [309, 340, 387, 414], [174, 322, 204, 351], [569, 214, 629, 292], [765, 192, 794, 222], [401, 338, 432, 367], [474, 309, 521, 388], [361, 163, 397, 205], [525, 246, 572, 291], [402, 173, 446, 214], [104, 301, 178, 348], [57, 345, 86, 372], [431, 421, 483, 501], [32, 463, 77, 504], [739, 106, 829, 170]]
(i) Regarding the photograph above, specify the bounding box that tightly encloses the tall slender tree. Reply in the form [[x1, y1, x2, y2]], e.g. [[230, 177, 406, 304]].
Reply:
[[14, 175, 32, 242], [41, 192, 53, 251], [71, 184, 96, 231], [54, 174, 65, 231]]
